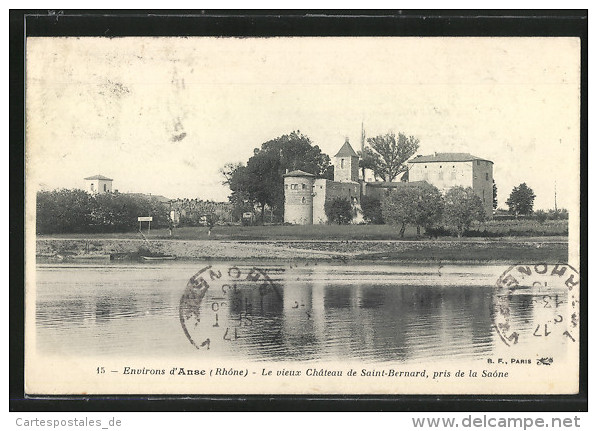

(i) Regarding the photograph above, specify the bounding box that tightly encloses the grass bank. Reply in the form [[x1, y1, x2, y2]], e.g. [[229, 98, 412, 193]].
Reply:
[[39, 220, 568, 242]]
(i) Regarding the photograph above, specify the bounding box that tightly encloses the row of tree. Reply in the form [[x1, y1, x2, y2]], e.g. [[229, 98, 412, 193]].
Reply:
[[36, 189, 169, 234], [325, 184, 486, 237], [326, 181, 544, 236]]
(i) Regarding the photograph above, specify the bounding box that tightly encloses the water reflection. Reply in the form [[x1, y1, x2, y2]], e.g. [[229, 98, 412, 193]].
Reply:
[[34, 262, 569, 363]]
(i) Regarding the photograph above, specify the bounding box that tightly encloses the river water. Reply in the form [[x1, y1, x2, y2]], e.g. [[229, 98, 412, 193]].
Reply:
[[34, 261, 574, 364]]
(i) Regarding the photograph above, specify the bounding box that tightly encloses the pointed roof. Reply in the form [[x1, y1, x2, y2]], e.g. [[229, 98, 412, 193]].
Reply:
[[334, 139, 359, 158], [283, 169, 316, 178], [409, 153, 492, 164], [84, 174, 113, 181]]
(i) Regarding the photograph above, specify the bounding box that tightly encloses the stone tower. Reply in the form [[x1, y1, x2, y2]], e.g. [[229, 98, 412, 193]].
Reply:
[[334, 138, 359, 182], [283, 170, 316, 225]]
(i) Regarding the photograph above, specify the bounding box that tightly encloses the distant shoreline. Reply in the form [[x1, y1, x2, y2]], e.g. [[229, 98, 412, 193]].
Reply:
[[36, 237, 568, 264]]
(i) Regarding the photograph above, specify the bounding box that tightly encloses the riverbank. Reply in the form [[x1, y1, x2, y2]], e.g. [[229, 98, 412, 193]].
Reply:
[[36, 237, 568, 263], [38, 220, 568, 241]]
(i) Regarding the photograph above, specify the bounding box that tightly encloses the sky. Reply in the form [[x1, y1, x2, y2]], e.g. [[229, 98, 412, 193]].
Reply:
[[26, 37, 580, 210]]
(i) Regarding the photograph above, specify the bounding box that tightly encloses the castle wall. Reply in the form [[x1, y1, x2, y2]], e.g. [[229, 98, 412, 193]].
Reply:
[[284, 176, 315, 225], [363, 185, 390, 200], [312, 179, 360, 224], [312, 179, 329, 224]]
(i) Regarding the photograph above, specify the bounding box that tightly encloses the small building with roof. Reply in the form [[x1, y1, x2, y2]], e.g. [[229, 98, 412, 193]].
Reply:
[[84, 174, 113, 194], [408, 152, 494, 217]]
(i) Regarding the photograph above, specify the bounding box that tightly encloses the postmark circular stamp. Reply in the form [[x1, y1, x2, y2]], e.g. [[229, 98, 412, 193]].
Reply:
[[493, 263, 579, 347], [179, 264, 282, 351]]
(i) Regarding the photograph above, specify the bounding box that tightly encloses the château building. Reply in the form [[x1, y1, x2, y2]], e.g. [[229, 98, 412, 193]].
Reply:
[[408, 153, 494, 218], [283, 139, 494, 225]]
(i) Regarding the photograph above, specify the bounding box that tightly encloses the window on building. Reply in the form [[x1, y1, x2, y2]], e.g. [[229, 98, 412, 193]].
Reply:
[[483, 189, 486, 203], [477, 160, 481, 166], [302, 183, 306, 190], [439, 165, 442, 169], [486, 173, 489, 181], [301, 197, 306, 204], [285, 184, 288, 190], [103, 184, 107, 191], [90, 183, 94, 191], [341, 159, 345, 168]]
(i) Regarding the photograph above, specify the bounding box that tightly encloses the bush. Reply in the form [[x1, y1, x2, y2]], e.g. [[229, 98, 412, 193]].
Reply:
[[360, 195, 384, 224], [548, 209, 569, 220], [535, 210, 548, 224], [462, 229, 502, 238], [424, 226, 452, 238], [324, 197, 353, 225]]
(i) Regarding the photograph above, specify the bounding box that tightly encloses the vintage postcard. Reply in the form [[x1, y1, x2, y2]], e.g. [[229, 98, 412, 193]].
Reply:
[[24, 36, 581, 395]]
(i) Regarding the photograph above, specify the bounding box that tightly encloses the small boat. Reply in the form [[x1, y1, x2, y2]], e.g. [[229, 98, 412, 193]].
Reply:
[[72, 254, 112, 261], [140, 255, 177, 261]]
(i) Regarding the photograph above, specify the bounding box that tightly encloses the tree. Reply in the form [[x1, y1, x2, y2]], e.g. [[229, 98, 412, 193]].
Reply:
[[412, 183, 444, 235], [357, 147, 381, 179], [324, 197, 353, 225], [506, 183, 536, 217], [36, 189, 94, 234], [244, 149, 282, 222], [222, 131, 332, 222], [220, 162, 255, 222], [360, 195, 384, 224], [493, 180, 498, 210], [364, 132, 420, 182], [381, 183, 443, 237], [444, 186, 485, 237]]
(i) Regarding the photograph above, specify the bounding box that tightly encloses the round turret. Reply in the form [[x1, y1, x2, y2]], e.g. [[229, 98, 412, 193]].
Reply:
[[283, 170, 315, 225]]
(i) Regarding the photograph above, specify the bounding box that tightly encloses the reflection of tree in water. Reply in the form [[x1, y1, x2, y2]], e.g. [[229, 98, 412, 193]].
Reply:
[[321, 284, 494, 361], [37, 299, 88, 325], [94, 293, 138, 322], [324, 285, 354, 309], [507, 293, 536, 326], [221, 281, 289, 360], [204, 277, 495, 362]]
